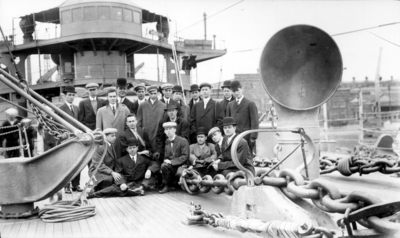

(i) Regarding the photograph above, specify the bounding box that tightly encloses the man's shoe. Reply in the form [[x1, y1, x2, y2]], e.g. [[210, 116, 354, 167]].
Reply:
[[71, 186, 83, 192], [159, 186, 170, 194], [64, 186, 72, 194]]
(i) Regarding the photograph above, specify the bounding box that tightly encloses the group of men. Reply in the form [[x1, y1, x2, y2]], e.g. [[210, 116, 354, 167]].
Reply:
[[4, 76, 259, 197]]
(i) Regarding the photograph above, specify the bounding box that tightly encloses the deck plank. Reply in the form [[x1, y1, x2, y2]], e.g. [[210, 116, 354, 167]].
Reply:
[[17, 221, 30, 238], [53, 222, 63, 238], [25, 221, 38, 238], [33, 220, 46, 238], [1, 224, 15, 238], [43, 222, 54, 238], [77, 217, 91, 238], [102, 198, 143, 237], [7, 222, 22, 238], [62, 221, 72, 238], [96, 197, 128, 237], [88, 199, 112, 238]]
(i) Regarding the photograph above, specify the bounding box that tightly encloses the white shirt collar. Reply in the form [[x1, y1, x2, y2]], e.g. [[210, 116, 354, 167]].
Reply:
[[169, 135, 176, 142], [226, 96, 232, 101], [236, 96, 244, 105], [203, 97, 211, 105], [138, 98, 145, 104], [163, 97, 170, 103], [193, 98, 200, 103], [89, 96, 97, 101], [227, 133, 236, 145], [130, 154, 137, 161], [109, 103, 117, 108], [119, 97, 125, 103], [65, 101, 73, 107], [150, 98, 156, 104]]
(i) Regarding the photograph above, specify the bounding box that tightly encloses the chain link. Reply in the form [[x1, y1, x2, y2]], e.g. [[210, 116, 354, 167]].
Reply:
[[0, 145, 26, 151], [0, 124, 19, 129], [0, 129, 19, 136]]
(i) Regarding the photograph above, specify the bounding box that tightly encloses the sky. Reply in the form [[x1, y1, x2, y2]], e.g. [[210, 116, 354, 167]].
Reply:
[[0, 0, 399, 84]]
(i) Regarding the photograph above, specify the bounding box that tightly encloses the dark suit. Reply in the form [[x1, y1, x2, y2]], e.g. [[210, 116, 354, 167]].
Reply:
[[132, 99, 146, 116], [188, 98, 202, 112], [226, 97, 259, 141], [120, 128, 152, 157], [155, 117, 189, 157], [160, 135, 189, 185], [78, 97, 106, 130], [219, 96, 235, 117], [188, 98, 223, 143], [89, 143, 118, 190], [217, 134, 255, 177], [58, 103, 81, 187], [120, 97, 135, 114], [115, 154, 159, 189]]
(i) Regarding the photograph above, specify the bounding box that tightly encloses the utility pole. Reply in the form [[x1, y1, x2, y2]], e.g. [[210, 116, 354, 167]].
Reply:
[[213, 35, 216, 49], [203, 13, 207, 40], [359, 88, 363, 142], [374, 47, 382, 128]]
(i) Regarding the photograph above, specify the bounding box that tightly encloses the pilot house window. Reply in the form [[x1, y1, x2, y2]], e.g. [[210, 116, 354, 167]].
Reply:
[[111, 7, 122, 20], [133, 11, 140, 24], [98, 6, 110, 19], [61, 10, 72, 24], [123, 9, 133, 22], [72, 8, 83, 22], [84, 6, 96, 20]]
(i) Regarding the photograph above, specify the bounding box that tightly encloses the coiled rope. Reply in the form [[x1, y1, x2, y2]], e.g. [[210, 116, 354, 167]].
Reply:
[[38, 131, 107, 223]]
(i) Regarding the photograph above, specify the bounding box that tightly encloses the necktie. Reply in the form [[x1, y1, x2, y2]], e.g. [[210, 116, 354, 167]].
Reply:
[[91, 100, 97, 114], [170, 140, 174, 149], [236, 99, 240, 105], [70, 105, 75, 116], [112, 106, 116, 115]]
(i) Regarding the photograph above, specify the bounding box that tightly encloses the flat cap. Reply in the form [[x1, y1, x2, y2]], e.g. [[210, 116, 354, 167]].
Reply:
[[85, 83, 99, 89], [161, 83, 174, 90], [103, 128, 118, 135], [163, 122, 177, 128], [147, 85, 158, 93], [199, 82, 212, 89], [5, 108, 18, 116], [134, 83, 146, 91], [208, 127, 221, 137]]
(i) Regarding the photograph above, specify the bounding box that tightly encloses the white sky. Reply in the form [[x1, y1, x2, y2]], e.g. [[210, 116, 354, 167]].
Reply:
[[0, 0, 399, 84]]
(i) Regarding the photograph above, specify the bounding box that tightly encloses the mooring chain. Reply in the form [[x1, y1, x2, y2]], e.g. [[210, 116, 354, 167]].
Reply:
[[0, 128, 19, 137], [0, 145, 27, 152], [180, 167, 400, 235], [320, 155, 400, 176], [0, 124, 19, 129]]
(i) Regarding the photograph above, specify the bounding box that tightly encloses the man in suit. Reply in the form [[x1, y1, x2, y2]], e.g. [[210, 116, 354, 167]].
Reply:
[[226, 80, 259, 156], [120, 114, 152, 158], [137, 85, 166, 154], [87, 128, 123, 198], [155, 103, 189, 161], [189, 127, 217, 177], [132, 83, 147, 116], [160, 83, 175, 105], [219, 80, 235, 117], [78, 83, 107, 130], [159, 122, 189, 194], [208, 127, 223, 157], [0, 108, 21, 158], [188, 84, 201, 112], [211, 117, 255, 177], [172, 85, 190, 121], [114, 138, 160, 196], [188, 82, 224, 144], [96, 88, 131, 158], [58, 85, 82, 193], [116, 78, 135, 113]]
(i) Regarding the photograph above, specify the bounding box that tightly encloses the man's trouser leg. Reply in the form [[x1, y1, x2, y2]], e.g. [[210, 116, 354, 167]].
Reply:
[[160, 163, 178, 186]]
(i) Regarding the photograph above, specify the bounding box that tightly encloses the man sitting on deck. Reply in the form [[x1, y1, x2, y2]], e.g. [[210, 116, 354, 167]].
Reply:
[[211, 117, 255, 177], [208, 127, 224, 157], [188, 127, 217, 177], [159, 122, 189, 194]]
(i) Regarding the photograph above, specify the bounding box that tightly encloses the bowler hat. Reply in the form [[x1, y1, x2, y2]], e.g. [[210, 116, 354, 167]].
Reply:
[[117, 78, 127, 88], [196, 127, 207, 136], [125, 138, 139, 147], [199, 82, 212, 89], [222, 117, 237, 126], [221, 80, 232, 89], [230, 80, 242, 91], [190, 84, 200, 92], [63, 85, 76, 93], [172, 85, 183, 93], [164, 103, 179, 111]]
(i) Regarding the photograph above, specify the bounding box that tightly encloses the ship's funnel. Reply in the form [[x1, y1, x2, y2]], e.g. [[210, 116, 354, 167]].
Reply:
[[260, 25, 342, 110], [259, 25, 342, 179]]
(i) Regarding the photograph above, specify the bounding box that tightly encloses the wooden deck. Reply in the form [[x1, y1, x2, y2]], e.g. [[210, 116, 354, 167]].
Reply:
[[0, 189, 257, 238]]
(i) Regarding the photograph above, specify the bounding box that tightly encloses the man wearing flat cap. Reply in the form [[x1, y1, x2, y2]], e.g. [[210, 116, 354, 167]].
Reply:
[[208, 127, 223, 157], [78, 83, 107, 130], [132, 83, 147, 116], [160, 83, 176, 105], [96, 88, 131, 158], [188, 84, 202, 112], [0, 108, 22, 158], [58, 85, 82, 193], [116, 78, 135, 114], [219, 80, 235, 117], [159, 122, 189, 194], [137, 85, 166, 153], [155, 103, 189, 162], [189, 127, 218, 177], [211, 117, 255, 177], [227, 79, 259, 157], [88, 128, 123, 198], [189, 82, 224, 144]]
